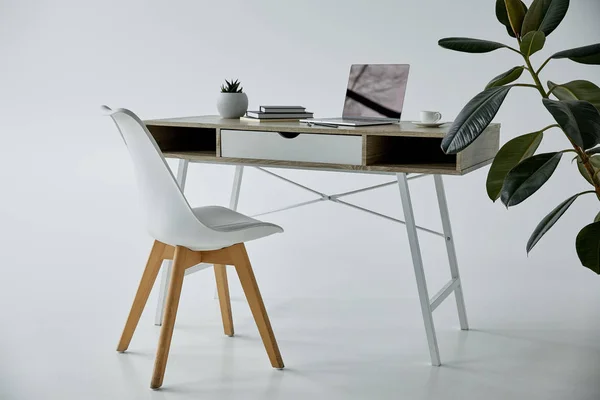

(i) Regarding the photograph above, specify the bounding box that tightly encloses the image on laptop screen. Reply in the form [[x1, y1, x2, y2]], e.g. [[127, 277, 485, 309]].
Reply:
[[342, 64, 410, 120]]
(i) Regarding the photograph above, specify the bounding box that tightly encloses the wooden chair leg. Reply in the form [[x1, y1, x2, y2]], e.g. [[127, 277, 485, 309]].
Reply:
[[214, 264, 234, 336], [117, 240, 166, 352], [151, 245, 188, 389], [230, 244, 284, 369]]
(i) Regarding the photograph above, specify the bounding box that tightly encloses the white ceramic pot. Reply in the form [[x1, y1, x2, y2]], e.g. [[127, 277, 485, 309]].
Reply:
[[217, 92, 249, 118]]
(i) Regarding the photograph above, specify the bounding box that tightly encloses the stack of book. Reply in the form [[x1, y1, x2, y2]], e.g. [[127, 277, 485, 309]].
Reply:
[[242, 106, 313, 122]]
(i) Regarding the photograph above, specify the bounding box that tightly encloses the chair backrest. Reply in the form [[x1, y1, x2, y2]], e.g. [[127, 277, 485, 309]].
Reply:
[[103, 106, 210, 245]]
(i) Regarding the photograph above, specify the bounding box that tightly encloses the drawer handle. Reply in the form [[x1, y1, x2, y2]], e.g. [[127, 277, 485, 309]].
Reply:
[[277, 132, 300, 139]]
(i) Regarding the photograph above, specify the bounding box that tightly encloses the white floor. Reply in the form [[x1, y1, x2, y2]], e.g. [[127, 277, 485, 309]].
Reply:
[[2, 275, 600, 400]]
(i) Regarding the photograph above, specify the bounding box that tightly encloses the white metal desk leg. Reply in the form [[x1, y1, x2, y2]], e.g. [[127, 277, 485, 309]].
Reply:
[[154, 159, 189, 326], [230, 166, 244, 210], [397, 173, 441, 366], [433, 175, 469, 330]]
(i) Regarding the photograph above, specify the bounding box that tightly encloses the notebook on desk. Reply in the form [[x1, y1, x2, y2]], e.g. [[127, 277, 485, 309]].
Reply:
[[301, 64, 410, 127]]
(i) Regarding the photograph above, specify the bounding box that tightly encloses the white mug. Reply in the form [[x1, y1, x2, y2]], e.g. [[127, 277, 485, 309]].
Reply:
[[420, 111, 442, 124]]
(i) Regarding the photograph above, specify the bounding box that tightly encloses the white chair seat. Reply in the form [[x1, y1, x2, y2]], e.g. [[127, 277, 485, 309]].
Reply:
[[192, 206, 281, 233], [186, 206, 283, 251]]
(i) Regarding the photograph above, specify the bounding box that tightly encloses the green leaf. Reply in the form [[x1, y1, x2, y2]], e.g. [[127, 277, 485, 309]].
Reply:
[[551, 43, 600, 65], [522, 0, 570, 36], [588, 154, 600, 169], [577, 157, 593, 184], [486, 66, 525, 89], [496, 0, 515, 37], [594, 211, 600, 223], [527, 192, 583, 253], [587, 147, 600, 156], [500, 152, 562, 207], [496, 0, 526, 38], [441, 86, 512, 154], [505, 0, 528, 36], [576, 221, 600, 274], [542, 98, 600, 150], [520, 31, 546, 56], [548, 80, 600, 111], [438, 37, 511, 53], [486, 130, 544, 201], [576, 155, 600, 185]]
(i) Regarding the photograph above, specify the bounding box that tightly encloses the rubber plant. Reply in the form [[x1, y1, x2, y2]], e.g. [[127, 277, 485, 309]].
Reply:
[[438, 0, 600, 274]]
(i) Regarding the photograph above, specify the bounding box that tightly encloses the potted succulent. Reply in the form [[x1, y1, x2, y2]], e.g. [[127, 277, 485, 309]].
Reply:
[[438, 0, 600, 273], [217, 79, 248, 118]]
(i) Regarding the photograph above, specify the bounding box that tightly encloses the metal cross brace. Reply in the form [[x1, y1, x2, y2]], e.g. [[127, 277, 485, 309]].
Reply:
[[250, 167, 445, 239]]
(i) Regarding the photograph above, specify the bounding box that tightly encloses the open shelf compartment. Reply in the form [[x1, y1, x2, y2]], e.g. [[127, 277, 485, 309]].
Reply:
[[364, 135, 457, 170], [147, 125, 217, 156]]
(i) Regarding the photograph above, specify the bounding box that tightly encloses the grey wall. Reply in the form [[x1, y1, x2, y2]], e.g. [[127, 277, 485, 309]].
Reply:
[[1, 0, 600, 305]]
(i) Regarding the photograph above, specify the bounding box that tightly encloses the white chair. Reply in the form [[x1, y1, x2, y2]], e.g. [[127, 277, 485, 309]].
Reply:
[[103, 106, 284, 389]]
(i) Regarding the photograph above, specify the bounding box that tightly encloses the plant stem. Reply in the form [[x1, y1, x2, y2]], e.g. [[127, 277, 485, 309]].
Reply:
[[513, 83, 540, 89], [522, 54, 600, 199], [540, 124, 560, 132], [536, 57, 552, 75], [524, 56, 549, 98], [547, 85, 559, 97], [506, 46, 524, 56]]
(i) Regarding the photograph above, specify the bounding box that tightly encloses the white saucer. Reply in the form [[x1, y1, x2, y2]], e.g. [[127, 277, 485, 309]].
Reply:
[[412, 121, 448, 128]]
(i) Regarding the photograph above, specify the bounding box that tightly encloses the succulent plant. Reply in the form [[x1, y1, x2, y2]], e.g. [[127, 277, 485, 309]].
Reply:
[[220, 79, 244, 93]]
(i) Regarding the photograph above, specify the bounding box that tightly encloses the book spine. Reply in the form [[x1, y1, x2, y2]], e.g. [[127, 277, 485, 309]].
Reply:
[[246, 112, 313, 119], [260, 107, 306, 112]]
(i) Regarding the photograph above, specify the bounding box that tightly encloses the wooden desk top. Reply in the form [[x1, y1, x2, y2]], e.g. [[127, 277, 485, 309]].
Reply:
[[145, 115, 499, 138], [143, 115, 500, 176]]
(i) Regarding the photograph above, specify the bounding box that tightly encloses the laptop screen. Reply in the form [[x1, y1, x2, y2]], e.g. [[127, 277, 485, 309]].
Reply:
[[342, 64, 410, 120]]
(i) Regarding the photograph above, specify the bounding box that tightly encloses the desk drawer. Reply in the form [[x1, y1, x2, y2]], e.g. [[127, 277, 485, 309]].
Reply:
[[220, 129, 363, 165]]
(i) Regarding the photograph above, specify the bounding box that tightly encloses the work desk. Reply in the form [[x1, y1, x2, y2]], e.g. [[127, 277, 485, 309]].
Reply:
[[144, 115, 500, 175], [143, 114, 500, 367]]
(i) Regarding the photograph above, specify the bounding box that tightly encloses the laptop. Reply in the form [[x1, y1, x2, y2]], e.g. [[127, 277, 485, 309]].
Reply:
[[301, 64, 410, 127]]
